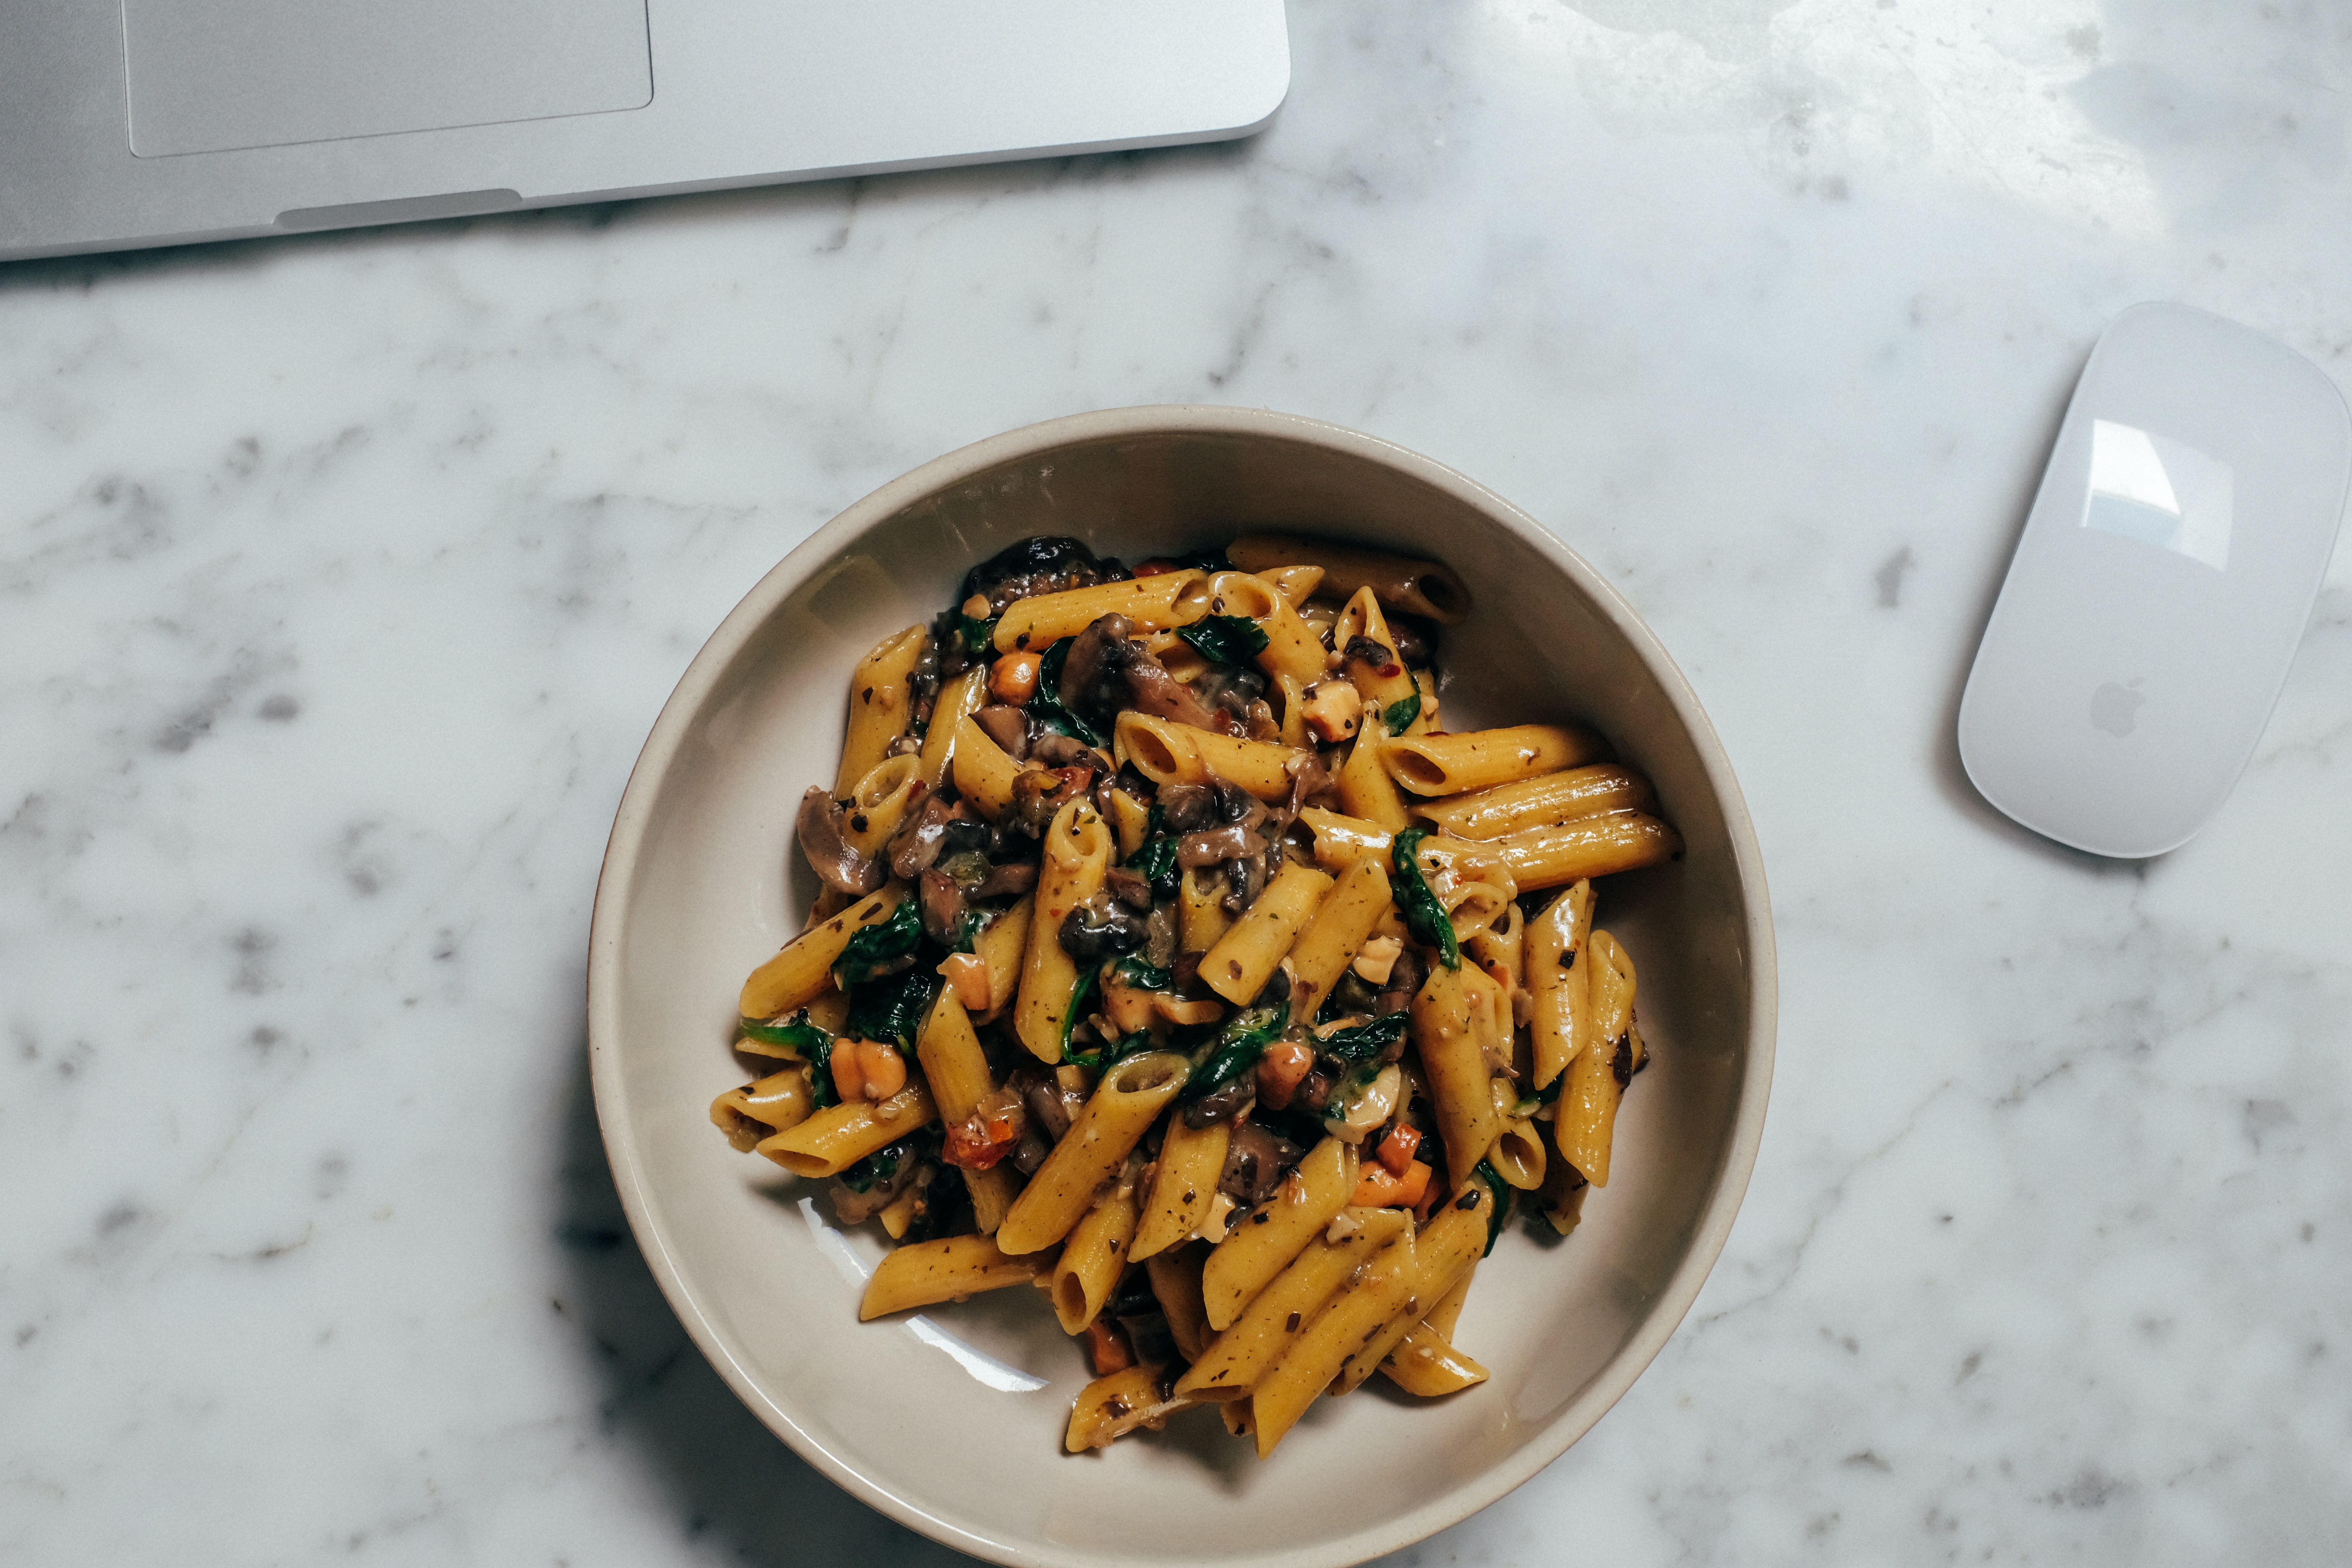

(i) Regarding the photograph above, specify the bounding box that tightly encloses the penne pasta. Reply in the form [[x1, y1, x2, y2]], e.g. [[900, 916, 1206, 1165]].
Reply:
[[859, 1232, 1051, 1319], [1172, 570, 1327, 687], [1524, 880, 1593, 1090], [1384, 724, 1606, 798], [915, 668, 987, 794], [1461, 900, 1523, 987], [1109, 790, 1153, 859], [1065, 1365, 1201, 1452], [1014, 800, 1112, 1062], [915, 987, 1018, 1233], [1296, 806, 1394, 871], [1492, 811, 1682, 890], [1226, 534, 1472, 624], [837, 625, 929, 795], [1249, 1227, 1420, 1455], [1537, 1152, 1590, 1236], [1487, 1114, 1547, 1191], [1145, 1243, 1214, 1363], [1409, 763, 1658, 840], [1332, 588, 1421, 731], [997, 1052, 1189, 1255], [757, 1082, 938, 1178], [1556, 929, 1636, 1186], [949, 714, 1025, 821], [709, 1067, 814, 1151], [1174, 1207, 1410, 1402], [1334, 724, 1411, 831], [1412, 965, 1506, 1190], [970, 894, 1033, 1024], [1132, 1115, 1232, 1261], [1114, 711, 1311, 802], [1178, 864, 1235, 953], [740, 884, 905, 1021], [1379, 1323, 1490, 1397], [1200, 861, 1335, 1005], [1260, 563, 1327, 605], [1335, 1186, 1488, 1393], [995, 571, 1212, 653], [1421, 1259, 1475, 1342], [1283, 858, 1393, 1019], [1051, 1171, 1142, 1333], [1200, 1137, 1359, 1330]]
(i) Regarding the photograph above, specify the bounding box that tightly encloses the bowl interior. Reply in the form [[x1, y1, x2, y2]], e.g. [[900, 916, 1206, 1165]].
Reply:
[[592, 416, 1770, 1568]]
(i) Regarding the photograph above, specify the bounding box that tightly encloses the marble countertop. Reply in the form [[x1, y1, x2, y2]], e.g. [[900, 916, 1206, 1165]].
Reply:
[[7, 2, 2351, 1561]]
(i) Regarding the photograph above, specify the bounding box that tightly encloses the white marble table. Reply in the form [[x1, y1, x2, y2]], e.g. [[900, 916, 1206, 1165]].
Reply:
[[7, 2, 2351, 1561]]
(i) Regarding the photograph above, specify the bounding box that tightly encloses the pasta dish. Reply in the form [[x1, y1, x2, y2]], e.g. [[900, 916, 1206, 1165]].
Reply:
[[708, 533, 1677, 1455]]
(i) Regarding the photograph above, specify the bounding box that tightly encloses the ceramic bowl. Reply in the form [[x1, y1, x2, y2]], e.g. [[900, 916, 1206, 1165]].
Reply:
[[587, 406, 1775, 1568]]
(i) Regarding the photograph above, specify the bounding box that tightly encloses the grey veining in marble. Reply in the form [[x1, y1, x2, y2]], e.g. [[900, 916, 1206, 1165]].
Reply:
[[6, 0, 2352, 1562]]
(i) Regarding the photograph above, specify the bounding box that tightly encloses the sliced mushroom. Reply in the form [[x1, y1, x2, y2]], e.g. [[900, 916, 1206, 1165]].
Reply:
[[796, 786, 884, 897], [1058, 613, 1134, 720], [1218, 1121, 1305, 1206], [1176, 820, 1269, 869], [1157, 782, 1217, 833], [1058, 894, 1150, 960], [888, 791, 965, 882], [1183, 1074, 1256, 1130], [918, 868, 969, 947], [1029, 733, 1103, 773], [971, 859, 1040, 901], [973, 704, 1033, 760], [1123, 655, 1225, 732]]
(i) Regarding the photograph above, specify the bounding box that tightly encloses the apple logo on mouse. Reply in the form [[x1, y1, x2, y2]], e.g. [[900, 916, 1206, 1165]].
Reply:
[[2090, 678, 2146, 737]]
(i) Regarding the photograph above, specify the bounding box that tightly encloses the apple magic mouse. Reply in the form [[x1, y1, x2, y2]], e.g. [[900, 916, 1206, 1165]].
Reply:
[[1958, 302, 2350, 858]]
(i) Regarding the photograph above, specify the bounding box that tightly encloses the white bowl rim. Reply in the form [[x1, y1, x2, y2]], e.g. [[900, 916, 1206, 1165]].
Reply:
[[586, 403, 1778, 1568]]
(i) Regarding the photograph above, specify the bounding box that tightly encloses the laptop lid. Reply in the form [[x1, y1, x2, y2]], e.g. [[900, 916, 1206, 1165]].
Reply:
[[1, 0, 1289, 261]]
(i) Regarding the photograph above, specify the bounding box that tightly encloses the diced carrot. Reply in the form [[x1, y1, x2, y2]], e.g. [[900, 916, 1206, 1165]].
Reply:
[[1353, 1159, 1432, 1209], [1411, 1162, 1445, 1221], [1375, 1122, 1421, 1177], [1351, 1165, 1402, 1206], [1256, 1039, 1315, 1110], [1085, 1318, 1134, 1376]]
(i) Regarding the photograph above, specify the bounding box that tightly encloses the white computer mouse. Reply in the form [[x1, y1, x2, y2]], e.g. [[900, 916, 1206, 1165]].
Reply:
[[1958, 302, 2351, 858]]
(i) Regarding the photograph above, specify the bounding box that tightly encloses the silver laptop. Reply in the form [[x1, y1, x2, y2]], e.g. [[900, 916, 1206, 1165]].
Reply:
[[0, 0, 1289, 261]]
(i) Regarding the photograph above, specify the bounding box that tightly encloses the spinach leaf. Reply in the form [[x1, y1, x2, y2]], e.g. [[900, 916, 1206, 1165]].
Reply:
[[957, 610, 999, 662], [845, 968, 939, 1050], [1179, 615, 1270, 667], [1316, 1012, 1409, 1067], [1066, 1029, 1154, 1073], [1114, 953, 1174, 991], [1390, 827, 1461, 971], [1123, 805, 1180, 897], [1029, 639, 1103, 747], [1059, 962, 1105, 1063], [745, 1011, 838, 1109], [838, 1125, 939, 1193], [1382, 668, 1423, 736], [1177, 998, 1290, 1106], [1534, 1073, 1563, 1107], [831, 896, 922, 989], [738, 1012, 826, 1056], [1471, 1158, 1514, 1256]]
